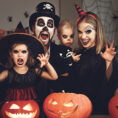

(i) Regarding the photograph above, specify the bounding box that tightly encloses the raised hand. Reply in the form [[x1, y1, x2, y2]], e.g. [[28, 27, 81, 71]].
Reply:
[[100, 40, 116, 62], [37, 53, 49, 68], [72, 52, 81, 62]]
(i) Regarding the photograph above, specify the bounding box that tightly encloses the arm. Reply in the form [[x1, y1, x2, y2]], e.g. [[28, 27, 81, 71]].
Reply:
[[106, 61, 113, 80], [37, 53, 58, 80], [0, 70, 8, 82], [100, 40, 116, 80]]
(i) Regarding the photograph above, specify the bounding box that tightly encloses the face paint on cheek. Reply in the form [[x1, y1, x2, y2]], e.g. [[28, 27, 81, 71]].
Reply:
[[35, 17, 45, 38], [35, 25, 43, 39], [48, 27, 55, 39], [85, 25, 96, 34]]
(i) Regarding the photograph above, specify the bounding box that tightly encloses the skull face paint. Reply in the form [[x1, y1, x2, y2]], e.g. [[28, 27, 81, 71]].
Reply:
[[35, 16, 55, 46]]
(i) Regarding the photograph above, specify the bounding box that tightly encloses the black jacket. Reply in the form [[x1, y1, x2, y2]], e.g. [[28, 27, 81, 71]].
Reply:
[[49, 42, 74, 75]]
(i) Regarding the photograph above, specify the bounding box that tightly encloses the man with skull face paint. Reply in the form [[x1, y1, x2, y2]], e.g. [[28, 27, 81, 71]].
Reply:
[[29, 2, 60, 97], [34, 16, 55, 49], [29, 3, 61, 117], [30, 1, 73, 98], [29, 2, 78, 94], [29, 2, 59, 51]]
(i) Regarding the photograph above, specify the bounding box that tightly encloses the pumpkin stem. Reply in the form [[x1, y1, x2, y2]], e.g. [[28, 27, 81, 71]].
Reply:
[[62, 90, 65, 93]]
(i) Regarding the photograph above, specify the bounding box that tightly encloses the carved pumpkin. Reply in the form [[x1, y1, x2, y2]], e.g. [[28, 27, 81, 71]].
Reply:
[[1, 100, 40, 118], [108, 95, 118, 118], [43, 93, 92, 118]]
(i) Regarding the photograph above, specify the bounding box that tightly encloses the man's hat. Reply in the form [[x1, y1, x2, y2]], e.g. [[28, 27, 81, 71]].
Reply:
[[0, 33, 45, 64], [29, 2, 60, 31]]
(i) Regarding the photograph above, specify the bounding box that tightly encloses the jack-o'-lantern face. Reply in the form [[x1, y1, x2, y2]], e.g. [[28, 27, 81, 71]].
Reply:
[[1, 100, 40, 118], [108, 95, 118, 118], [43, 93, 92, 118]]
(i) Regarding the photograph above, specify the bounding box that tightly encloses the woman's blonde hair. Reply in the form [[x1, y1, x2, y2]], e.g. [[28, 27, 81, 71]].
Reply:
[[77, 12, 107, 54]]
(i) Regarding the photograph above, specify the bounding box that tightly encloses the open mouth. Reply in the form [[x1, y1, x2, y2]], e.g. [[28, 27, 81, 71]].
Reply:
[[81, 39, 90, 45], [40, 32, 49, 40], [17, 58, 24, 65], [5, 111, 37, 118], [47, 105, 78, 117]]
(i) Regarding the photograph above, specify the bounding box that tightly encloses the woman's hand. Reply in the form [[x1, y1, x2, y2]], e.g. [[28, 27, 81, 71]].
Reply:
[[100, 40, 116, 62], [37, 53, 49, 68]]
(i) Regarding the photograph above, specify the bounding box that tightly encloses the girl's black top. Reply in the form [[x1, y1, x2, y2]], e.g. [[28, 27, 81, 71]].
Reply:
[[0, 67, 42, 102]]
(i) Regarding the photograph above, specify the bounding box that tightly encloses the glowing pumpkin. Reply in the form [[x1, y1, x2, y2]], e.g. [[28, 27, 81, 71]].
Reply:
[[108, 95, 118, 118], [43, 92, 92, 118], [1, 100, 40, 118]]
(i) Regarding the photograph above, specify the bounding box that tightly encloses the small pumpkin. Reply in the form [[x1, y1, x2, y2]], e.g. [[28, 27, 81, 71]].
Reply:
[[43, 92, 92, 118], [108, 95, 118, 118], [1, 100, 40, 118]]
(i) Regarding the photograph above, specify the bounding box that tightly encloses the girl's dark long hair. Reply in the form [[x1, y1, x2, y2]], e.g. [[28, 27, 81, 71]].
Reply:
[[5, 43, 38, 69]]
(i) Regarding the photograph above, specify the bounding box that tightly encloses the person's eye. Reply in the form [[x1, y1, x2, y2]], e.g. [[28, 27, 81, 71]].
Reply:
[[70, 34, 74, 38], [86, 29, 92, 34], [62, 35, 67, 39], [13, 50, 18, 54], [22, 50, 27, 54], [37, 19, 45, 27], [77, 30, 82, 34], [47, 19, 54, 28], [47, 23, 53, 28]]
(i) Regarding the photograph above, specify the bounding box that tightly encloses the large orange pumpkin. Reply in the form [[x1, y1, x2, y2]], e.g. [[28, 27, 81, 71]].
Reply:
[[43, 92, 92, 118], [1, 100, 40, 118], [108, 95, 118, 118]]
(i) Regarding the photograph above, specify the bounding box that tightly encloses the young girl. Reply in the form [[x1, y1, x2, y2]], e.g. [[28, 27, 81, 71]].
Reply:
[[69, 4, 117, 114], [0, 33, 58, 117]]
